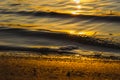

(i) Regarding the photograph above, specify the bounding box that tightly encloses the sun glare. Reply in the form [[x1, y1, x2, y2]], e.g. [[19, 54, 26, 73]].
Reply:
[[77, 5, 81, 9], [69, 30, 76, 34], [78, 32, 86, 35], [73, 0, 81, 4], [71, 11, 78, 15]]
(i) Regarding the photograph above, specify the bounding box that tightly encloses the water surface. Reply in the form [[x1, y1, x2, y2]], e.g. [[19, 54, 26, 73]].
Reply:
[[0, 0, 120, 57]]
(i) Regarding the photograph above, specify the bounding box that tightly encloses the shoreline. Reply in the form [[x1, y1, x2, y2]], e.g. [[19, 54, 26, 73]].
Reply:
[[0, 51, 120, 80]]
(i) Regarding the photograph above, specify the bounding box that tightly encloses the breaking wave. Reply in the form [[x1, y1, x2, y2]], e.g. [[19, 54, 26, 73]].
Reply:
[[0, 27, 120, 50]]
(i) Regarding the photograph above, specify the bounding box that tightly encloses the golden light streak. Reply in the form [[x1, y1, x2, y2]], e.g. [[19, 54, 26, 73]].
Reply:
[[78, 31, 96, 36], [68, 30, 96, 36]]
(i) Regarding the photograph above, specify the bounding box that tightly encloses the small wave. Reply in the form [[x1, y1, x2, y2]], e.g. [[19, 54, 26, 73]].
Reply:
[[0, 45, 76, 54], [0, 27, 120, 50], [0, 45, 120, 60], [81, 53, 120, 60], [9, 3, 21, 6], [1, 10, 120, 22]]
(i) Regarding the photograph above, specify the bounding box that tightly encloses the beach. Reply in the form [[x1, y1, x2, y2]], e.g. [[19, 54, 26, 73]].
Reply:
[[0, 51, 120, 80]]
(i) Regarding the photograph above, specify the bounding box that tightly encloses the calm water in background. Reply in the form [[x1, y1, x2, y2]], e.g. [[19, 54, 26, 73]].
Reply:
[[0, 0, 120, 56]]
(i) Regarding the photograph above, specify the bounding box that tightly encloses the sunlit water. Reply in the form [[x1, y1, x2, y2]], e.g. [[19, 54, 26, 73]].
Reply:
[[0, 0, 120, 57]]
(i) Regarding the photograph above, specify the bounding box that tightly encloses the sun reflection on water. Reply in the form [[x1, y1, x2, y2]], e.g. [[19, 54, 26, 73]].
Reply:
[[71, 11, 80, 15], [77, 5, 81, 9], [71, 0, 100, 15], [73, 0, 81, 4], [71, 0, 82, 15], [68, 30, 96, 36]]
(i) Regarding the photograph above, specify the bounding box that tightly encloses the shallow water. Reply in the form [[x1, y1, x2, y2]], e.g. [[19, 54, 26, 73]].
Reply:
[[0, 0, 120, 57]]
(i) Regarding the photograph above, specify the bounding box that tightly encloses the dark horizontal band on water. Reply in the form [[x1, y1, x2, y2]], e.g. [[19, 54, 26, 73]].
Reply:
[[0, 10, 120, 22], [0, 45, 120, 60]]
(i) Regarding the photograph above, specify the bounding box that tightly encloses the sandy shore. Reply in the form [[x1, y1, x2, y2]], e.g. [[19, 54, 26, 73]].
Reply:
[[0, 51, 120, 80]]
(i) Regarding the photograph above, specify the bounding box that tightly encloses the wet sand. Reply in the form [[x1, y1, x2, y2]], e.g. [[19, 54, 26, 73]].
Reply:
[[0, 51, 120, 80]]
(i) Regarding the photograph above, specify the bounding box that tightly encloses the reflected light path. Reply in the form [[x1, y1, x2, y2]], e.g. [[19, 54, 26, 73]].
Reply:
[[71, 0, 81, 15]]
